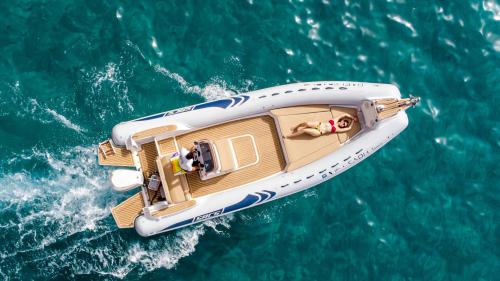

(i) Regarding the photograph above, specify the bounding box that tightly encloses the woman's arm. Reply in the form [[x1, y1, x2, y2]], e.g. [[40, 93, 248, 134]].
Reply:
[[335, 126, 353, 133], [336, 113, 354, 120]]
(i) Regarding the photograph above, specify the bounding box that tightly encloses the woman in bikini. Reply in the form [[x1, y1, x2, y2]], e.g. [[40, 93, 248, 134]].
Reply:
[[287, 114, 357, 137]]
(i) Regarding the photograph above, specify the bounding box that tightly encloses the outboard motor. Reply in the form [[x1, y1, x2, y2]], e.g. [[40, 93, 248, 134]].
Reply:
[[110, 169, 144, 192]]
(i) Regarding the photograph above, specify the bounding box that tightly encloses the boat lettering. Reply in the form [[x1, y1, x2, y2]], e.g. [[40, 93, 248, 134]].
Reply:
[[193, 209, 223, 222], [347, 150, 370, 165], [372, 140, 385, 151], [165, 105, 195, 116]]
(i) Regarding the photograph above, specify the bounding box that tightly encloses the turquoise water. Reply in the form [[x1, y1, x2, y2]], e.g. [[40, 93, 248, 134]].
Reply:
[[0, 0, 499, 280]]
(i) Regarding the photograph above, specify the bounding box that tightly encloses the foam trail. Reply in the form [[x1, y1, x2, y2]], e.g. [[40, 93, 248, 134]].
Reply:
[[89, 62, 134, 111], [153, 64, 201, 94], [125, 40, 238, 101], [153, 64, 237, 101], [45, 108, 85, 133], [0, 147, 110, 243], [4, 85, 85, 132], [0, 146, 234, 279], [15, 98, 87, 132]]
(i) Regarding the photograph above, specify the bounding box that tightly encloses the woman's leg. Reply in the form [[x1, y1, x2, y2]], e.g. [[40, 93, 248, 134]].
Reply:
[[302, 128, 322, 137], [287, 127, 322, 137], [290, 122, 307, 132], [287, 128, 306, 137], [290, 121, 320, 132]]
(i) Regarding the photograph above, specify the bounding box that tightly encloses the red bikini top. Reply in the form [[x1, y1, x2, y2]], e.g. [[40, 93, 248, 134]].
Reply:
[[328, 119, 336, 133]]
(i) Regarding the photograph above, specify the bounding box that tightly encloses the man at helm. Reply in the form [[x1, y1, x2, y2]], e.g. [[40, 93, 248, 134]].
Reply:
[[179, 146, 200, 172]]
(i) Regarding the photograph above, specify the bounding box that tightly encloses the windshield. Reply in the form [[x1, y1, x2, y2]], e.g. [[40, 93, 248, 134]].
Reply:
[[196, 142, 215, 173]]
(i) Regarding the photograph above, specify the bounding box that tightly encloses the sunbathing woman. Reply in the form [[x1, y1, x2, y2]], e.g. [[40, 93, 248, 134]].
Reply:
[[287, 114, 357, 137]]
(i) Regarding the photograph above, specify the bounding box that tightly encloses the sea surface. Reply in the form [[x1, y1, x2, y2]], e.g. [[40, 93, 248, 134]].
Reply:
[[0, 0, 498, 280]]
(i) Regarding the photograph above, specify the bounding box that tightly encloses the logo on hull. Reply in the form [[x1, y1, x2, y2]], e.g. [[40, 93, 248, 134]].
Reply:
[[193, 209, 223, 222]]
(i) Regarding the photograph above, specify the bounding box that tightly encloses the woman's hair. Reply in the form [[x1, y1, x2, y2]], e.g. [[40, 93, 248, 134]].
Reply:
[[186, 151, 194, 160], [338, 117, 352, 128]]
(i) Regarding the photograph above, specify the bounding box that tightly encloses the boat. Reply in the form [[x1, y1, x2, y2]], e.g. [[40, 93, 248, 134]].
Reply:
[[97, 81, 420, 237]]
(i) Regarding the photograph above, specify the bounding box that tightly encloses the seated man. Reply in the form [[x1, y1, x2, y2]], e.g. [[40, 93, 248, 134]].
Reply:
[[179, 146, 200, 172]]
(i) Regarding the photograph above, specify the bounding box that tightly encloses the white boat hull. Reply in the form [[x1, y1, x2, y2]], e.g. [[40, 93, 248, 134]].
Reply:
[[110, 81, 408, 236]]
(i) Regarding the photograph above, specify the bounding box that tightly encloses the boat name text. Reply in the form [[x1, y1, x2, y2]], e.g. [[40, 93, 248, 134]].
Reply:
[[193, 209, 223, 222]]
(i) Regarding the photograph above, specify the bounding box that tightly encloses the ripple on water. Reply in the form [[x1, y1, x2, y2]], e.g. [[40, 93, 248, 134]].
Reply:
[[421, 98, 440, 120], [387, 14, 418, 37], [116, 6, 123, 20], [483, 0, 500, 21], [0, 1, 498, 280], [0, 82, 85, 134], [80, 61, 134, 123]]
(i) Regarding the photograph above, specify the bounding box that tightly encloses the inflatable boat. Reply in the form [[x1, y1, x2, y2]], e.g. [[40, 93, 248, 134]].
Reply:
[[97, 81, 419, 237]]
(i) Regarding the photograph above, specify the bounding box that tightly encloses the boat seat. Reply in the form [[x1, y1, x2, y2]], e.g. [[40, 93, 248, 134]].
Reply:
[[271, 105, 341, 171], [213, 134, 259, 173], [132, 125, 178, 143], [229, 134, 259, 169], [213, 139, 237, 173], [176, 116, 286, 197], [156, 156, 187, 204]]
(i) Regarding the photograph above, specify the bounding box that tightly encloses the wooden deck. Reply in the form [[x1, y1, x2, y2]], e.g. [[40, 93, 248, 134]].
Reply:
[[157, 137, 177, 156], [106, 107, 365, 228], [232, 135, 258, 167], [176, 116, 286, 197], [132, 125, 177, 142], [137, 137, 177, 178], [98, 146, 134, 167], [111, 192, 144, 228], [138, 142, 159, 178], [376, 98, 412, 120], [152, 200, 196, 218], [271, 105, 361, 171]]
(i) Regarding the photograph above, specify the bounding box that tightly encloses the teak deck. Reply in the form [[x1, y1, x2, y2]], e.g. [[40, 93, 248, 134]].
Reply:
[[111, 192, 145, 228], [152, 200, 196, 218], [177, 116, 286, 197], [138, 142, 159, 178], [105, 106, 362, 228], [271, 105, 361, 171], [98, 146, 134, 167], [133, 116, 286, 196], [376, 98, 414, 120]]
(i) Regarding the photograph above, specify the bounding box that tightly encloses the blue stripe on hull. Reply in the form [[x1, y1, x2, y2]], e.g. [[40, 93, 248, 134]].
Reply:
[[165, 218, 193, 230], [136, 113, 165, 121], [263, 190, 276, 199], [161, 190, 274, 232], [256, 192, 269, 203], [134, 95, 251, 121], [240, 95, 250, 105], [223, 194, 260, 213], [193, 99, 233, 110]]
